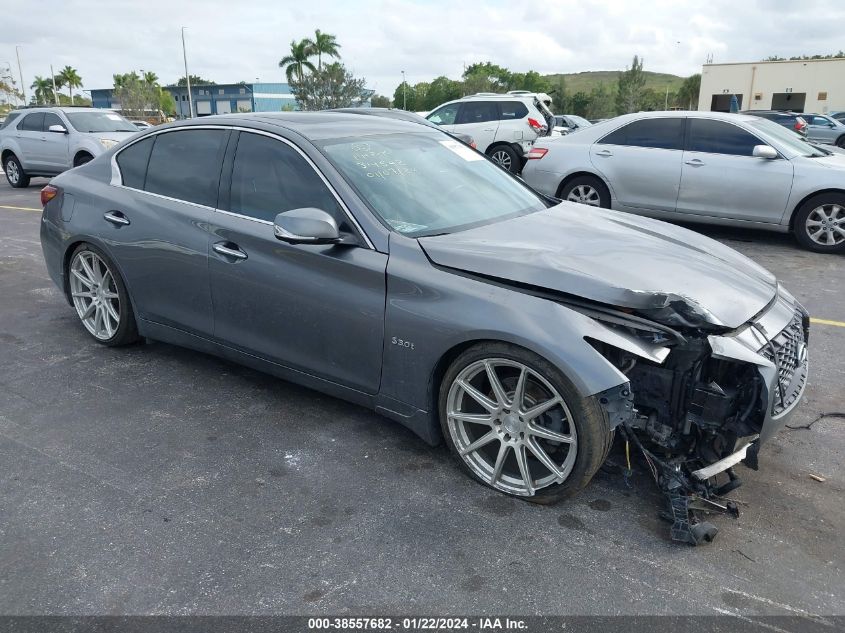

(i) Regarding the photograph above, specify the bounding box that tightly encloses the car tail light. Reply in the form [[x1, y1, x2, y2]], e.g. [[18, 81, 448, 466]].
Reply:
[[41, 185, 59, 206], [470, 140, 477, 149], [795, 118, 807, 132], [527, 117, 547, 133], [527, 147, 548, 160]]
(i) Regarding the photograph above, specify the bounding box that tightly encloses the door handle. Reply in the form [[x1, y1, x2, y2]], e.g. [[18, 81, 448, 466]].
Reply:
[[685, 159, 705, 166], [483, 128, 496, 132], [103, 211, 130, 226], [213, 242, 247, 260], [595, 149, 613, 157]]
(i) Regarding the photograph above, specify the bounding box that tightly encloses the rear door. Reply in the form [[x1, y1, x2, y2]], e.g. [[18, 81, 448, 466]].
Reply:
[[15, 112, 46, 170], [209, 130, 386, 393], [41, 112, 70, 172], [675, 118, 793, 224], [590, 117, 685, 214], [453, 101, 499, 153]]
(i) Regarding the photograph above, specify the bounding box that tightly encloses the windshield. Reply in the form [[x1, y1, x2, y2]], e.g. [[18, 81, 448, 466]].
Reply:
[[749, 118, 830, 157], [569, 115, 591, 127], [65, 111, 137, 133], [318, 133, 547, 236]]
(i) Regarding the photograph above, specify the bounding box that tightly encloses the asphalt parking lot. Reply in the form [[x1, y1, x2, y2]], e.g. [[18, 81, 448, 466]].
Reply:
[[0, 177, 843, 618]]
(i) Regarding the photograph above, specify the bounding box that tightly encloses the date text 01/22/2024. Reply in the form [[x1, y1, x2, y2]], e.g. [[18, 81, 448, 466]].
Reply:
[[307, 617, 528, 630]]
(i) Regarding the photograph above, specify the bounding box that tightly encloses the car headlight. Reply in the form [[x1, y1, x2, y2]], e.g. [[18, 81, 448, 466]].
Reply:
[[98, 139, 120, 149]]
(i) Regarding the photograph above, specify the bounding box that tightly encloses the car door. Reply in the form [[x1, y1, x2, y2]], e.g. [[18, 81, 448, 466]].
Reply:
[[425, 103, 460, 134], [104, 128, 229, 336], [208, 130, 387, 394], [805, 115, 838, 144], [589, 117, 685, 215], [675, 118, 794, 224], [453, 101, 500, 153], [15, 112, 46, 171], [41, 112, 70, 172]]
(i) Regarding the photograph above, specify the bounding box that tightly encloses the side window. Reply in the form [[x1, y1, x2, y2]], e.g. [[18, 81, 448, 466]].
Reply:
[[599, 118, 684, 150], [427, 104, 459, 125], [0, 112, 21, 129], [116, 137, 155, 189], [144, 130, 228, 207], [228, 132, 347, 228], [688, 119, 763, 157], [19, 113, 45, 131], [42, 113, 63, 131], [499, 101, 528, 120], [456, 102, 498, 124]]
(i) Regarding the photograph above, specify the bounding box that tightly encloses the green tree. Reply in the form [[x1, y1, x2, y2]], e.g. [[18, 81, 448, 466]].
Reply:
[[462, 62, 511, 94], [371, 94, 391, 108], [304, 29, 341, 71], [57, 66, 82, 105], [143, 71, 159, 86], [173, 75, 215, 87], [508, 70, 550, 93], [392, 81, 416, 110], [113, 71, 159, 118], [586, 83, 614, 119], [615, 55, 647, 114], [568, 91, 591, 117], [289, 62, 368, 110], [550, 76, 567, 113], [675, 73, 701, 110], [30, 76, 55, 105], [424, 75, 462, 110], [279, 39, 316, 83]]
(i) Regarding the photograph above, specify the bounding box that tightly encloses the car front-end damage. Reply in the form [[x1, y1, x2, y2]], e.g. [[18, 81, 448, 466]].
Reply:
[[582, 287, 810, 545]]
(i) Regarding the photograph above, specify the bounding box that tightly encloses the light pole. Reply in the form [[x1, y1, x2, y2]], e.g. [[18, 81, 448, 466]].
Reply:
[[15, 46, 26, 104], [181, 27, 193, 118], [401, 70, 406, 110]]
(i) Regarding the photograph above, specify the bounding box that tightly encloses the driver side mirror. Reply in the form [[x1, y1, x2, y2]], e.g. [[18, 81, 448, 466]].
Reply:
[[752, 145, 778, 159], [273, 207, 341, 244], [48, 124, 68, 134]]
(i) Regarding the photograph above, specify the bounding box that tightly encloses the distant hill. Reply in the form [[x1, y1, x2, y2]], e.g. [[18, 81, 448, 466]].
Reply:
[[543, 70, 687, 95]]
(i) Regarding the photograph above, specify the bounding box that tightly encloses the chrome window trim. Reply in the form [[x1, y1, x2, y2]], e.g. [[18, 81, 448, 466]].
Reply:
[[109, 124, 375, 249]]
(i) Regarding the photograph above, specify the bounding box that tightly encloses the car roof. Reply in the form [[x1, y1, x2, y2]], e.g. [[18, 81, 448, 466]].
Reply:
[[606, 110, 765, 125], [9, 106, 105, 114]]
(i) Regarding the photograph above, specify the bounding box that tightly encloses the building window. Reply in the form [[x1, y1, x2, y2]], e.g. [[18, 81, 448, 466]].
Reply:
[[219, 88, 225, 95], [240, 88, 246, 94]]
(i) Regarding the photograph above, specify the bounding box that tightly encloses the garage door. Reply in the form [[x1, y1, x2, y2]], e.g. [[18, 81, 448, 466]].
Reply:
[[216, 100, 232, 114], [196, 101, 211, 115]]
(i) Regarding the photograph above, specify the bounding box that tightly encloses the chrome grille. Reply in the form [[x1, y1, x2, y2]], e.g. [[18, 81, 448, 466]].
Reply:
[[760, 311, 808, 416]]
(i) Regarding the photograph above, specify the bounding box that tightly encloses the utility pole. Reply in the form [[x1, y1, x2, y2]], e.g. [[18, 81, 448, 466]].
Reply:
[[401, 70, 406, 110], [182, 27, 193, 118], [16, 46, 26, 104], [50, 65, 59, 105]]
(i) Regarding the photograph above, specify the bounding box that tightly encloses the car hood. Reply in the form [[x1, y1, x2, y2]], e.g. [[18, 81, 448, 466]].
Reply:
[[418, 204, 778, 329]]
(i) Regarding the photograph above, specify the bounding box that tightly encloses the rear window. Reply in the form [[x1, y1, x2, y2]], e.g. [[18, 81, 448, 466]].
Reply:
[[456, 102, 498, 124], [0, 112, 22, 130], [599, 118, 684, 150], [116, 137, 155, 189]]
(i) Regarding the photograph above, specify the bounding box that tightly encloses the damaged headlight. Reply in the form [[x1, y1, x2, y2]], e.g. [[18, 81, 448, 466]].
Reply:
[[638, 299, 723, 330]]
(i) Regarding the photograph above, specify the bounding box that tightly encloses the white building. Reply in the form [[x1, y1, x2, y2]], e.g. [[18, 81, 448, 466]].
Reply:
[[698, 58, 845, 114]]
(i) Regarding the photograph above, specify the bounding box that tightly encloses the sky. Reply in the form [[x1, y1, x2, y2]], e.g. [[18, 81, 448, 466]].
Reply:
[[2, 0, 844, 99]]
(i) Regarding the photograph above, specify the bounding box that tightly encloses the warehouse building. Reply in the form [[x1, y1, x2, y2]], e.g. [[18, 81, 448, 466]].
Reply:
[[698, 57, 845, 114]]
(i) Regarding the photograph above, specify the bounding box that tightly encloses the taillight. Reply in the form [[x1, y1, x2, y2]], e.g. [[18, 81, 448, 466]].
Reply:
[[527, 147, 548, 160], [794, 121, 806, 131], [41, 185, 59, 206], [527, 117, 546, 133], [470, 141, 477, 149]]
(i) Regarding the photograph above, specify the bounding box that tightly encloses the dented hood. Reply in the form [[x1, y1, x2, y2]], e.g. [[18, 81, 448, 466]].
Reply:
[[418, 204, 778, 329]]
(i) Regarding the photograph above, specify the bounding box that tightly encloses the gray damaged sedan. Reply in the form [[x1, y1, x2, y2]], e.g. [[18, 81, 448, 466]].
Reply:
[[39, 113, 809, 544]]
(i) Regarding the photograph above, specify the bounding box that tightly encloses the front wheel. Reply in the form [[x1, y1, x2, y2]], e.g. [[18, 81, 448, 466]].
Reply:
[[4, 154, 30, 188], [559, 175, 610, 208], [793, 193, 845, 253], [439, 342, 612, 504], [487, 145, 521, 174]]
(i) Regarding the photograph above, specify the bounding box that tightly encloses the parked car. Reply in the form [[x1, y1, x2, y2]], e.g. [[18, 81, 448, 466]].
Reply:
[[425, 92, 555, 173], [131, 120, 153, 130], [740, 110, 807, 137], [1, 106, 138, 187], [830, 111, 845, 123], [553, 114, 592, 135], [39, 112, 808, 544], [523, 111, 845, 253], [800, 113, 845, 147], [330, 107, 476, 148]]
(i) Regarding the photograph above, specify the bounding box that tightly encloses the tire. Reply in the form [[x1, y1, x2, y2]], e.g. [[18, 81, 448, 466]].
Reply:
[[67, 243, 140, 346], [836, 136, 845, 149], [559, 175, 610, 208], [73, 152, 93, 167], [487, 144, 521, 174], [792, 193, 845, 253], [439, 342, 612, 504], [4, 153, 30, 188]]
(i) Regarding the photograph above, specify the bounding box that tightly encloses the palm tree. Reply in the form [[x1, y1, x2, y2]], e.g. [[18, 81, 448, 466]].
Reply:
[[279, 39, 316, 83], [304, 29, 341, 71], [57, 66, 82, 105], [143, 71, 159, 86], [30, 76, 54, 105]]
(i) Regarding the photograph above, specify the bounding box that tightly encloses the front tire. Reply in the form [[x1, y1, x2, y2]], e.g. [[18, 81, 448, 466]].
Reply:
[[439, 342, 612, 504], [487, 145, 521, 174], [4, 154, 30, 188], [68, 243, 140, 346], [559, 175, 610, 208], [793, 193, 845, 253]]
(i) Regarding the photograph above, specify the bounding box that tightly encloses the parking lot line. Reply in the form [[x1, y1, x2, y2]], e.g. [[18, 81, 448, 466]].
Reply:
[[810, 317, 845, 328], [0, 204, 40, 212]]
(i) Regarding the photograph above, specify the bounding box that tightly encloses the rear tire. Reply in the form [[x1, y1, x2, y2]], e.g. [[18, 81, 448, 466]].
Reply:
[[836, 136, 845, 149], [792, 193, 845, 253], [487, 145, 521, 174], [439, 342, 612, 504], [559, 175, 610, 208], [4, 154, 30, 188]]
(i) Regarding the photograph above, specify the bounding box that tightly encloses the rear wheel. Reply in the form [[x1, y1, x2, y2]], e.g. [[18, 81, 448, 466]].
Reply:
[[487, 145, 520, 174], [559, 175, 610, 208], [793, 193, 845, 253], [836, 136, 845, 149], [439, 342, 612, 504], [4, 154, 30, 188]]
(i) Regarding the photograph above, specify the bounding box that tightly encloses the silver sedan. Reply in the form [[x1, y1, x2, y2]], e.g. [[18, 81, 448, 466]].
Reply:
[[523, 111, 845, 253]]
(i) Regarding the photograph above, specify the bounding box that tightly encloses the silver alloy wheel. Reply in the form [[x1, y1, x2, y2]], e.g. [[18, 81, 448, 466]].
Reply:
[[5, 159, 19, 185], [69, 250, 121, 340], [446, 358, 578, 496], [805, 203, 845, 246], [490, 149, 512, 170], [566, 184, 600, 206]]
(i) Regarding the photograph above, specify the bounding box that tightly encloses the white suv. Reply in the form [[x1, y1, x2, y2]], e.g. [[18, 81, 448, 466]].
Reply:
[[425, 92, 555, 173]]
